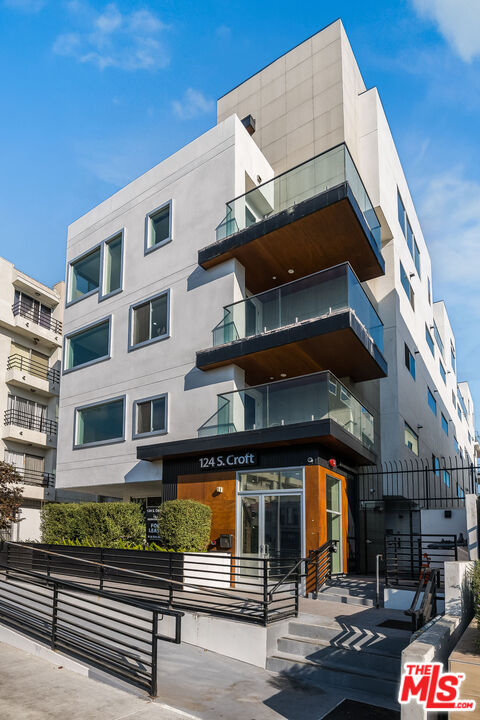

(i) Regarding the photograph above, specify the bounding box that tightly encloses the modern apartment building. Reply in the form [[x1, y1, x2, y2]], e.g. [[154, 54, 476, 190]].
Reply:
[[0, 256, 63, 540], [56, 20, 476, 571]]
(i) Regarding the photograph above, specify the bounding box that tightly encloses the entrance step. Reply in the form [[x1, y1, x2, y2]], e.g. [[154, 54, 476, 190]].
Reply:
[[267, 615, 410, 702], [313, 576, 379, 607]]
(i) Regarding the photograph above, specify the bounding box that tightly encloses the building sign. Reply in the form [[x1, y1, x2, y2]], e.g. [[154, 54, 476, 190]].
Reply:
[[146, 506, 160, 543], [198, 452, 257, 471]]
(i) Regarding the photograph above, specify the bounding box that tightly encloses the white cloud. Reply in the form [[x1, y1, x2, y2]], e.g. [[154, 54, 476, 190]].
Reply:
[[53, 2, 169, 71], [4, 0, 46, 11], [172, 88, 214, 120], [411, 0, 480, 62]]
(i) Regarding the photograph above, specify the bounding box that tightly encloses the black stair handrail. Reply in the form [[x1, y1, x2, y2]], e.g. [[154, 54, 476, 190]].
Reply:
[[268, 539, 337, 601]]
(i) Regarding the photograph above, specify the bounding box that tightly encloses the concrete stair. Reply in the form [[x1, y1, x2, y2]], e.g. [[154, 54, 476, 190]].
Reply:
[[313, 576, 378, 607], [267, 613, 411, 702]]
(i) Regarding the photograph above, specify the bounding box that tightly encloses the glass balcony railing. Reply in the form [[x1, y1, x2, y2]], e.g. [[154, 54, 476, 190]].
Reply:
[[212, 263, 384, 352], [198, 371, 375, 451], [215, 143, 381, 249]]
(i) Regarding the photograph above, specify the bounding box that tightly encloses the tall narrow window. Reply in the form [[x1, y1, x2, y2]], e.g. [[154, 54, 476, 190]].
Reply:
[[400, 263, 415, 309], [130, 291, 169, 348], [433, 455, 440, 476], [451, 344, 456, 373], [75, 398, 124, 447], [443, 470, 450, 487], [404, 422, 418, 455], [439, 360, 446, 384], [103, 234, 123, 296], [441, 413, 448, 435], [404, 343, 416, 379], [397, 191, 406, 236], [134, 395, 167, 438], [146, 202, 172, 251], [69, 247, 101, 302], [425, 324, 435, 356], [427, 277, 432, 305], [427, 387, 437, 415], [414, 240, 421, 277]]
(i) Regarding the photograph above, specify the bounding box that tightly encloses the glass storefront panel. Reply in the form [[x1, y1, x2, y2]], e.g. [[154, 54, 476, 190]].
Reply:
[[239, 469, 303, 492], [240, 496, 259, 554]]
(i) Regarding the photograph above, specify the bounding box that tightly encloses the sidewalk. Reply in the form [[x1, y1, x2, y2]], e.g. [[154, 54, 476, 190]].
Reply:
[[0, 637, 399, 720]]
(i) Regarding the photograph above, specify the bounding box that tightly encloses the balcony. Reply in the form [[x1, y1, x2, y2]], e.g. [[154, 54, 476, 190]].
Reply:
[[199, 144, 384, 292], [197, 263, 387, 384], [195, 371, 375, 464], [11, 299, 62, 347], [6, 354, 60, 397], [3, 409, 58, 448], [12, 467, 55, 488]]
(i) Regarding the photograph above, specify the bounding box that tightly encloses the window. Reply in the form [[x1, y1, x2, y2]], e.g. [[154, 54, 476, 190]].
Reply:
[[130, 291, 169, 349], [75, 397, 124, 448], [457, 483, 465, 499], [397, 191, 406, 235], [65, 319, 110, 371], [433, 455, 440, 477], [404, 343, 416, 379], [433, 321, 444, 356], [427, 277, 432, 306], [146, 202, 172, 252], [439, 360, 446, 384], [427, 387, 437, 415], [413, 240, 421, 277], [441, 413, 448, 435], [452, 391, 456, 409], [400, 263, 415, 309], [14, 290, 53, 328], [239, 469, 303, 491], [102, 233, 123, 297], [69, 247, 101, 302], [458, 405, 462, 421], [451, 344, 456, 373], [404, 422, 418, 455], [443, 470, 451, 487], [134, 395, 167, 438], [10, 342, 50, 379], [425, 324, 434, 356], [454, 436, 459, 453]]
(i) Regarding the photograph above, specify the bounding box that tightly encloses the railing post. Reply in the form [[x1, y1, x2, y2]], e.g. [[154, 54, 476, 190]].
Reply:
[[99, 547, 104, 591], [315, 551, 320, 596], [263, 558, 269, 626], [454, 535, 458, 561], [51, 584, 58, 651], [151, 610, 158, 698]]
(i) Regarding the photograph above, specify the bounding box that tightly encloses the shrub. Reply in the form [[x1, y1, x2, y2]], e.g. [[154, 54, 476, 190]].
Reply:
[[41, 502, 146, 546], [471, 560, 480, 646], [157, 499, 211, 552]]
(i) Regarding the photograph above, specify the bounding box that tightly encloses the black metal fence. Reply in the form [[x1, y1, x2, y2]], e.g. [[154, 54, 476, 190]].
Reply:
[[4, 409, 58, 436], [384, 533, 459, 589], [0, 562, 182, 695], [7, 354, 60, 385], [16, 468, 55, 487], [4, 542, 302, 626], [12, 300, 62, 334], [358, 458, 478, 509]]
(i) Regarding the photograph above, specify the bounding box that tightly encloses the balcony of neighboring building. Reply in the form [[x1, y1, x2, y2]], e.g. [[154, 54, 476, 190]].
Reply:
[[198, 143, 384, 291], [196, 263, 387, 384], [138, 371, 376, 466], [5, 353, 60, 397], [3, 409, 58, 448], [10, 297, 62, 347]]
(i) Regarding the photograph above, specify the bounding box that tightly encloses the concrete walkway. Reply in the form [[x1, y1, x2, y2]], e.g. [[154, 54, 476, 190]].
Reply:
[[0, 637, 399, 720]]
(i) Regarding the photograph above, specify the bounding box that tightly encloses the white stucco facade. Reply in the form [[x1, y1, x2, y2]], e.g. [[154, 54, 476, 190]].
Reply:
[[56, 19, 476, 507]]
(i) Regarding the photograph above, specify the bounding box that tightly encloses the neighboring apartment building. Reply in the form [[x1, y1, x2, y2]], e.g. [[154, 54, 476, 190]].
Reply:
[[56, 20, 476, 572], [0, 256, 63, 540]]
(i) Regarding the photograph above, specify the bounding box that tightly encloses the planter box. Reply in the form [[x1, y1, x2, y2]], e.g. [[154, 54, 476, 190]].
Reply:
[[449, 619, 480, 718]]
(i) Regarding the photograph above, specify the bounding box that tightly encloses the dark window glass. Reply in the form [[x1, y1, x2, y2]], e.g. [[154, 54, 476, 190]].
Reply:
[[77, 399, 124, 446], [397, 191, 405, 235], [425, 325, 434, 355], [433, 455, 440, 476], [136, 396, 166, 436], [404, 343, 416, 379], [427, 388, 437, 415], [67, 321, 110, 369], [400, 263, 415, 309], [439, 361, 446, 383], [132, 293, 169, 346], [70, 248, 101, 301], [441, 413, 448, 435], [414, 240, 421, 276], [104, 235, 122, 295], [150, 206, 170, 247]]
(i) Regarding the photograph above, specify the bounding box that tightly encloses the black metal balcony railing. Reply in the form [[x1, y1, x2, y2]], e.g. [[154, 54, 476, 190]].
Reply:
[[4, 409, 58, 436], [13, 467, 55, 488], [7, 354, 60, 385], [12, 300, 62, 335]]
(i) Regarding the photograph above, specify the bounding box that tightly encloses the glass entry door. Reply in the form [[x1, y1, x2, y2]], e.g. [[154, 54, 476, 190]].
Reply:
[[326, 474, 343, 574], [240, 493, 303, 558]]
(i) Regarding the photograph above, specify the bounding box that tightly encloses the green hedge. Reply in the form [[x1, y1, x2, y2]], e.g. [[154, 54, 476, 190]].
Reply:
[[157, 499, 211, 552], [41, 502, 146, 546]]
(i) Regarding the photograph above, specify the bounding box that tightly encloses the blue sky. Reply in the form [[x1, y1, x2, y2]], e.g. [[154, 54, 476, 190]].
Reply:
[[0, 0, 479, 425]]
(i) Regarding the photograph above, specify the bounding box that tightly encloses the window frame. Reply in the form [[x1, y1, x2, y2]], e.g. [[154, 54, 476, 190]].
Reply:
[[63, 316, 112, 374], [439, 359, 446, 384], [441, 413, 449, 436], [404, 342, 416, 380], [132, 393, 168, 439], [144, 200, 173, 255], [99, 229, 125, 302], [128, 289, 170, 352], [427, 387, 437, 416], [400, 262, 415, 310], [67, 243, 102, 307], [73, 395, 126, 450], [404, 421, 419, 456], [425, 324, 435, 356]]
